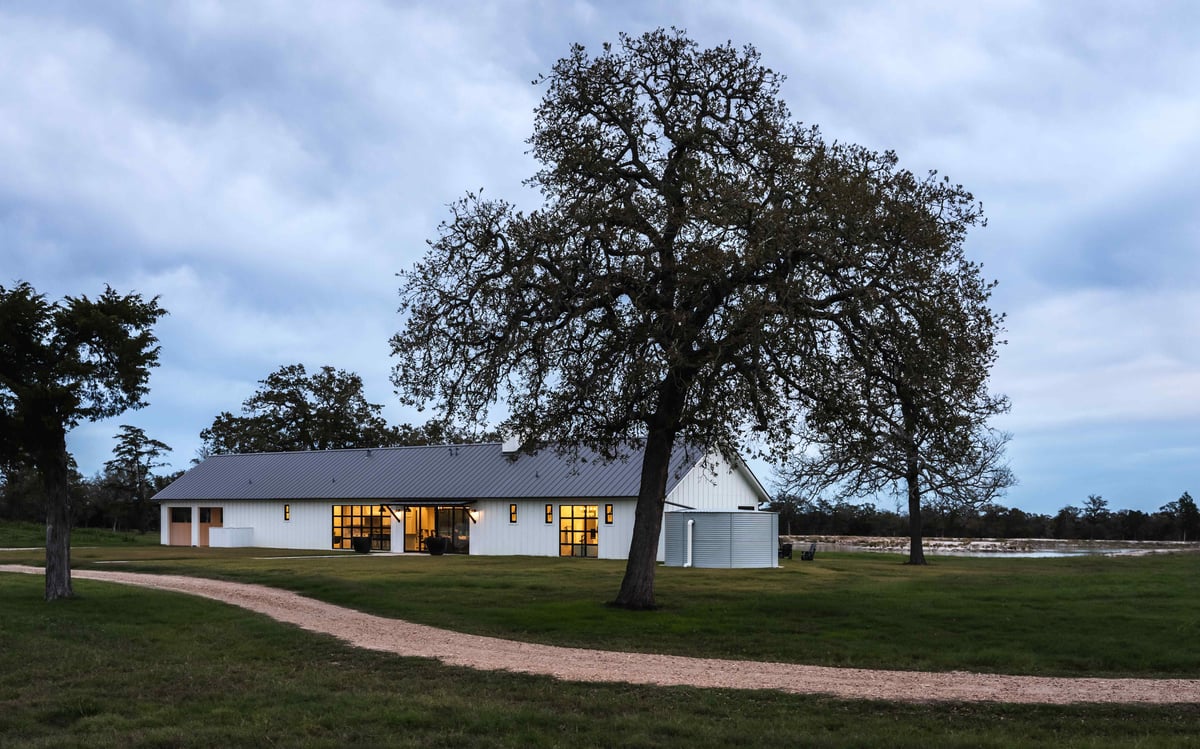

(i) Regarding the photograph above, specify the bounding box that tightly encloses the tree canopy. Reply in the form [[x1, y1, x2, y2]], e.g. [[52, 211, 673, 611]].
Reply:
[[0, 281, 166, 599], [199, 363, 486, 457], [391, 29, 992, 607], [781, 245, 1012, 563], [199, 364, 399, 455]]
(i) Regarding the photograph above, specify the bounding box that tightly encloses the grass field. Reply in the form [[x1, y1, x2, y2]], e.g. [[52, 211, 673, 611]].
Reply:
[[0, 521, 160, 549], [4, 540, 1195, 677], [2, 573, 1199, 748], [3, 527, 1199, 747]]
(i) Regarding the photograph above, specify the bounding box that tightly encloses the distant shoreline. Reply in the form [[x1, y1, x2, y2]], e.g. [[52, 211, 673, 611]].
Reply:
[[779, 535, 1200, 556]]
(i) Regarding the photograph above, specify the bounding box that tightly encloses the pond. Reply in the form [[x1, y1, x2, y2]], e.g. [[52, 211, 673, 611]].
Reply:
[[791, 537, 1198, 558]]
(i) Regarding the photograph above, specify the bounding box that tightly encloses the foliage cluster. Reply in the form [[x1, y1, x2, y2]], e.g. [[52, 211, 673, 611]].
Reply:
[[392, 29, 1008, 602], [0, 424, 179, 533], [0, 281, 166, 598], [198, 363, 496, 458]]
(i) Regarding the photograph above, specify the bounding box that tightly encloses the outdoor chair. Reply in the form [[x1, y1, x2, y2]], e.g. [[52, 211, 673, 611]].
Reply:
[[799, 543, 816, 561]]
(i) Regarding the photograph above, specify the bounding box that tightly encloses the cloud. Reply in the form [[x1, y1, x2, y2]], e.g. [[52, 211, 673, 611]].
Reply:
[[994, 287, 1200, 432], [2, 1, 1197, 516]]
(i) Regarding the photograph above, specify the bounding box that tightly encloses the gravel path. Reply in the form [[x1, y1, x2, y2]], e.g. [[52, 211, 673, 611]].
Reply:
[[4, 564, 1197, 705]]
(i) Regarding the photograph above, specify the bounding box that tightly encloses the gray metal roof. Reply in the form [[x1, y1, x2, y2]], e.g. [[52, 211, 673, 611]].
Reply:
[[153, 442, 708, 502]]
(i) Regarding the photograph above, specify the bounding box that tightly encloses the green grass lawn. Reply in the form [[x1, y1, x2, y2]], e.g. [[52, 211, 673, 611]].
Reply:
[[5, 542, 1192, 678], [2, 573, 1198, 749], [0, 521, 160, 549]]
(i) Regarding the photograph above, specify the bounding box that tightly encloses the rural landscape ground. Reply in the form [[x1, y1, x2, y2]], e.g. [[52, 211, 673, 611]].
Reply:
[[2, 527, 1199, 747]]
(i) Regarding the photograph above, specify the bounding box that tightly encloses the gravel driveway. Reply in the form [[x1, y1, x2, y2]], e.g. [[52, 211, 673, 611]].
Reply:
[[3, 564, 1196, 704]]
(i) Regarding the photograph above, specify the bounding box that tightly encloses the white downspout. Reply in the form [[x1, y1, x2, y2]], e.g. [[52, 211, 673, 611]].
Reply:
[[684, 519, 695, 568]]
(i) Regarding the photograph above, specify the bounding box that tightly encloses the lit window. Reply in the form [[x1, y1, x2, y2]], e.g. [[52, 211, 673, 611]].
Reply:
[[604, 503, 614, 524], [284, 504, 291, 521], [545, 504, 553, 524], [509, 503, 518, 523]]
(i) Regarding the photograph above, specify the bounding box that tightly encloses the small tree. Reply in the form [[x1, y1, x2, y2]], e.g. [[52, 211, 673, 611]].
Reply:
[[1081, 494, 1109, 540], [1161, 491, 1199, 542], [391, 29, 987, 607], [103, 425, 171, 532], [0, 281, 166, 600]]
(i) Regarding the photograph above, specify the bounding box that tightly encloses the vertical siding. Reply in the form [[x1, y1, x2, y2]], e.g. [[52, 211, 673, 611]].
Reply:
[[159, 506, 169, 545], [666, 453, 763, 510], [730, 512, 778, 568], [472, 499, 639, 560], [662, 511, 779, 568], [470, 500, 559, 557], [602, 500, 636, 560], [224, 500, 332, 549], [662, 513, 684, 565]]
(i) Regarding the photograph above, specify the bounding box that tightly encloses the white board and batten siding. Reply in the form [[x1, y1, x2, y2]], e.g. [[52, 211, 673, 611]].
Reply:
[[159, 500, 331, 549], [665, 452, 764, 511], [470, 498, 638, 560], [470, 500, 556, 557]]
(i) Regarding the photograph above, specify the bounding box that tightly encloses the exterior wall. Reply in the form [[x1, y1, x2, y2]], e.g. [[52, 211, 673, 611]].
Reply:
[[665, 453, 763, 511], [209, 527, 253, 547], [159, 500, 333, 550], [471, 498, 639, 560], [156, 451, 765, 556], [467, 500, 554, 556]]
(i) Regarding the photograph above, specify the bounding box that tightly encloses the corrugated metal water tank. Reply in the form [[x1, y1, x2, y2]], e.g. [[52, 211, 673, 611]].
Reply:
[[663, 511, 778, 568]]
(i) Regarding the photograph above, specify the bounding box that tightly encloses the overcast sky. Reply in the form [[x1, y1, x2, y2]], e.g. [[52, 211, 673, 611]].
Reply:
[[3, 1, 1197, 515]]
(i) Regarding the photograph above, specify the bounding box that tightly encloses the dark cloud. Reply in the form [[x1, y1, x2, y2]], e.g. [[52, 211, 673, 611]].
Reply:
[[1, 1, 1195, 513]]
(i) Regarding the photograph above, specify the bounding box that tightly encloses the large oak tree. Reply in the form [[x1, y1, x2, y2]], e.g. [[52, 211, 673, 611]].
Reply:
[[199, 363, 483, 457], [199, 364, 399, 455], [391, 29, 987, 608], [0, 281, 166, 600]]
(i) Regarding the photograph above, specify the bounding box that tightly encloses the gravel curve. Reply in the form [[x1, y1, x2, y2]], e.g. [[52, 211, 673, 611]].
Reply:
[[4, 564, 1197, 705]]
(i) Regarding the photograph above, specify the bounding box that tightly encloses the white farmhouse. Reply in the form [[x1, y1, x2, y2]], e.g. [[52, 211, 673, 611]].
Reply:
[[153, 441, 774, 564]]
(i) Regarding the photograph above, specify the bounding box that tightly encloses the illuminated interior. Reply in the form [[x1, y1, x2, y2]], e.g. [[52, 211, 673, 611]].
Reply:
[[332, 504, 392, 551], [559, 504, 598, 557], [402, 506, 471, 553]]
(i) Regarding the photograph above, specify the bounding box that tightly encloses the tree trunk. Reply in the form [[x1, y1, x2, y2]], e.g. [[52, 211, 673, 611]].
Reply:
[[41, 429, 74, 600], [611, 420, 678, 610], [905, 474, 926, 565]]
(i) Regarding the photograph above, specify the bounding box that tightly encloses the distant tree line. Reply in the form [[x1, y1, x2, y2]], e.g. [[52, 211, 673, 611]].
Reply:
[[769, 491, 1200, 542], [1, 362, 504, 532], [0, 424, 182, 533]]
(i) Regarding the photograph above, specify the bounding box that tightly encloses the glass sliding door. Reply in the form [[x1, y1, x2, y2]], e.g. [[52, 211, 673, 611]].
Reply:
[[402, 506, 471, 553]]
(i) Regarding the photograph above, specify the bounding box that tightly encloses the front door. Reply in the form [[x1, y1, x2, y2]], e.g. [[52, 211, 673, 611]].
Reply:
[[559, 504, 598, 558]]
